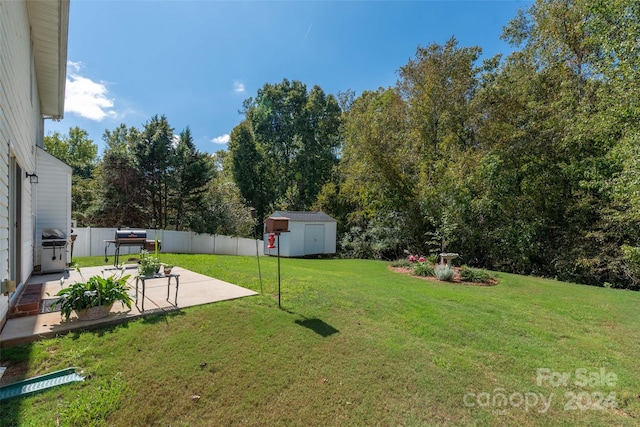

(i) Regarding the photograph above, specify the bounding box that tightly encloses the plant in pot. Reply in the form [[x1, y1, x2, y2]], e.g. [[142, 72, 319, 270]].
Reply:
[[163, 264, 174, 275], [138, 249, 161, 277], [51, 268, 133, 321]]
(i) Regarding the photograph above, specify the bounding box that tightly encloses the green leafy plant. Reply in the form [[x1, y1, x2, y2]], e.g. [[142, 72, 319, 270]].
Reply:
[[434, 265, 454, 281], [139, 249, 160, 277], [390, 258, 411, 268], [412, 261, 435, 277], [459, 266, 497, 284], [51, 269, 132, 321]]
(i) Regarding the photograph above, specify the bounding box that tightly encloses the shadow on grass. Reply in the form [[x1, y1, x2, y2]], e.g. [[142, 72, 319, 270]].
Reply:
[[294, 317, 339, 337], [0, 398, 22, 427], [140, 309, 186, 324], [69, 321, 130, 340], [66, 309, 186, 340], [0, 343, 34, 427]]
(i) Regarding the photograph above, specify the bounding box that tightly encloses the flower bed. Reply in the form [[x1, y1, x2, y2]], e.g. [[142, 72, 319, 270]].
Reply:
[[389, 265, 498, 286]]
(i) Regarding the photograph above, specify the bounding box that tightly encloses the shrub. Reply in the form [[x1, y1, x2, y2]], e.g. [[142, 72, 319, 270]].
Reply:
[[390, 258, 411, 268], [460, 266, 496, 283], [412, 262, 435, 277], [434, 265, 454, 281]]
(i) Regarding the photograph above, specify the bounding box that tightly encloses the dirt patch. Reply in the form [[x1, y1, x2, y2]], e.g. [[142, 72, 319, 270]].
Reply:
[[0, 360, 30, 386], [389, 266, 498, 286]]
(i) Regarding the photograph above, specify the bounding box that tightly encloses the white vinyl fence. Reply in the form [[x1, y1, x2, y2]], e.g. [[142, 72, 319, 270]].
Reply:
[[71, 228, 264, 259]]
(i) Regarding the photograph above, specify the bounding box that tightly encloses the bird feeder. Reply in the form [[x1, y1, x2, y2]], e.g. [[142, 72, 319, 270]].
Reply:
[[265, 217, 289, 233]]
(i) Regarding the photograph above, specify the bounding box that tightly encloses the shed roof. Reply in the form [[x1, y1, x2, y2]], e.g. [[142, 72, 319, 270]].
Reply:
[[270, 211, 336, 222]]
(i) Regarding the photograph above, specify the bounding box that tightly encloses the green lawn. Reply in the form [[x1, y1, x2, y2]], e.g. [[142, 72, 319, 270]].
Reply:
[[1, 255, 639, 426]]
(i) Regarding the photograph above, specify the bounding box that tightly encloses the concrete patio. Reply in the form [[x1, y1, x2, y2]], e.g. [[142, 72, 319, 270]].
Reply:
[[0, 265, 258, 347]]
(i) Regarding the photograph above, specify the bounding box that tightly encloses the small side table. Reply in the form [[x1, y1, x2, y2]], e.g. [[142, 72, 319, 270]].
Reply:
[[135, 273, 180, 312]]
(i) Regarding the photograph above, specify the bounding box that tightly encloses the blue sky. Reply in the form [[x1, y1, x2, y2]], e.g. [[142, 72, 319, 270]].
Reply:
[[46, 0, 532, 155]]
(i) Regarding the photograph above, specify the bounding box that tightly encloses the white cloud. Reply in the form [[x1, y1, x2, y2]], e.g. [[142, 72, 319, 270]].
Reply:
[[233, 80, 245, 94], [64, 61, 117, 121], [212, 134, 230, 144]]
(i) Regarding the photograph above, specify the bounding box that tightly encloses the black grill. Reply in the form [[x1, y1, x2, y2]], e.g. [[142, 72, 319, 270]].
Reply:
[[115, 230, 147, 245], [104, 229, 160, 266]]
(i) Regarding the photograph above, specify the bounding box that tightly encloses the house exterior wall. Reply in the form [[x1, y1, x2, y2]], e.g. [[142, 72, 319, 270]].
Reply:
[[0, 0, 44, 326], [35, 147, 72, 267]]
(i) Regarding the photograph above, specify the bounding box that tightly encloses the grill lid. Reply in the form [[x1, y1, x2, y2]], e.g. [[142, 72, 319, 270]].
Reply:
[[115, 230, 147, 240], [42, 228, 66, 240]]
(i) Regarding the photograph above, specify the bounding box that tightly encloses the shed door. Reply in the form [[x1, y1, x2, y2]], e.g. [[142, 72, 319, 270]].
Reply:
[[304, 224, 325, 255]]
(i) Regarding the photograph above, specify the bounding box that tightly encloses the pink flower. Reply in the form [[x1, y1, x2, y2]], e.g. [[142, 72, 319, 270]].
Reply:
[[418, 257, 425, 263], [409, 255, 416, 262]]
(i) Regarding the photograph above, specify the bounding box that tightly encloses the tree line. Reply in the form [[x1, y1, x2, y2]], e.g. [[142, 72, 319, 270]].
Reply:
[[49, 0, 640, 289], [46, 116, 253, 237]]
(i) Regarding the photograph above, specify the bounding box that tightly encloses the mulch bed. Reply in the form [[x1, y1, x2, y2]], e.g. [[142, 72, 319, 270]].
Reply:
[[389, 266, 498, 286]]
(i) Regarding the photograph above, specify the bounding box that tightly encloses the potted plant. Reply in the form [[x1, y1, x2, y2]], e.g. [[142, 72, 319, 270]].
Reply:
[[138, 249, 161, 277], [51, 268, 133, 321], [163, 264, 174, 275]]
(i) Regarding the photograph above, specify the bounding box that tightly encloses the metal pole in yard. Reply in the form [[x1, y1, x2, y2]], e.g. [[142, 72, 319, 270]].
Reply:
[[277, 234, 281, 309], [256, 236, 263, 294], [250, 207, 263, 294]]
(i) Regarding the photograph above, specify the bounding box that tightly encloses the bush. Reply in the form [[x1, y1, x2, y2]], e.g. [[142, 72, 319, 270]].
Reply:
[[390, 258, 411, 268], [460, 266, 496, 283], [434, 265, 454, 281], [412, 262, 435, 277]]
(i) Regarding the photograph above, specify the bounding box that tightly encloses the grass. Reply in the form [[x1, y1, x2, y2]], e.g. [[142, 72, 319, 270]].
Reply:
[[1, 254, 640, 426]]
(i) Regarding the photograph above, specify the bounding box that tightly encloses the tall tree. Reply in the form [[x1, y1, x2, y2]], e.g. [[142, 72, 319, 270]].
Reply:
[[91, 124, 145, 227], [230, 79, 342, 218], [397, 37, 481, 155], [196, 149, 254, 237], [337, 87, 424, 258], [44, 127, 99, 225], [171, 127, 213, 231], [397, 37, 483, 255], [133, 115, 175, 229], [228, 121, 274, 224]]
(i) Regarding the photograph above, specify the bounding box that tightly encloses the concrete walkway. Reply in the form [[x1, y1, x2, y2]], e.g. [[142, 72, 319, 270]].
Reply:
[[0, 265, 257, 347]]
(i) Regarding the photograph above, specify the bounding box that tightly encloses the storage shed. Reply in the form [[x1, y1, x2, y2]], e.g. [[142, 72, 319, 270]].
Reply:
[[264, 211, 337, 257]]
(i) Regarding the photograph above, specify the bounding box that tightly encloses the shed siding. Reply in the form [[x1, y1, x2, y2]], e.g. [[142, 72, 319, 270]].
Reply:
[[263, 214, 337, 258], [0, 0, 43, 324], [324, 221, 337, 254]]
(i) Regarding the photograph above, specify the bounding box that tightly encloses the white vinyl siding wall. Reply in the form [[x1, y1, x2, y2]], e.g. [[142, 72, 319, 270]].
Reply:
[[35, 147, 71, 267], [0, 0, 42, 323]]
